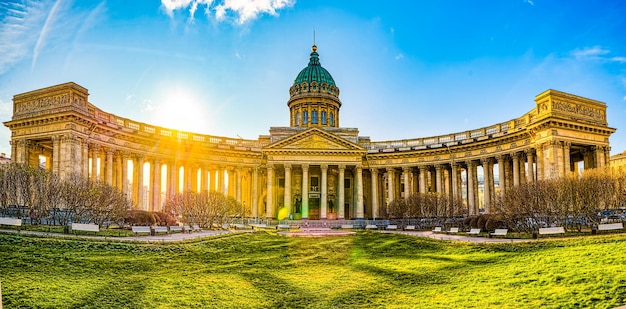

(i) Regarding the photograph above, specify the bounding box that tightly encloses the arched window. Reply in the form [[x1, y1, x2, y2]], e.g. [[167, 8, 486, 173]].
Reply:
[[303, 111, 308, 124], [330, 112, 334, 126], [321, 111, 327, 125], [295, 112, 299, 125], [312, 110, 318, 124]]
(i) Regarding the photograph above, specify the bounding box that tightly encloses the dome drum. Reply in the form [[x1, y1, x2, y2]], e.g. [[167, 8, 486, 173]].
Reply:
[[289, 45, 341, 128]]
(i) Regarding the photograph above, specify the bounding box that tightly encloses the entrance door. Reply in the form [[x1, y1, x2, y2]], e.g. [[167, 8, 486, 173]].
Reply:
[[309, 198, 320, 219]]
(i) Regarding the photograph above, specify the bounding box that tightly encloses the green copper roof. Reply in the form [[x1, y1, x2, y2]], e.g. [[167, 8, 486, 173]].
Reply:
[[293, 45, 336, 87]]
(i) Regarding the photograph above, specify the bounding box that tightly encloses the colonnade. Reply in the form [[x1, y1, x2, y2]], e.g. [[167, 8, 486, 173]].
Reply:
[[10, 134, 612, 218]]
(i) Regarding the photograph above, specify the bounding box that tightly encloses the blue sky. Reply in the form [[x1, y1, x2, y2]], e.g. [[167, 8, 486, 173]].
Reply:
[[1, 0, 625, 158]]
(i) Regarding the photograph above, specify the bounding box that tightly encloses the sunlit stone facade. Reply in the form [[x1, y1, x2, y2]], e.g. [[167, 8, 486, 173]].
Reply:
[[3, 46, 616, 219]]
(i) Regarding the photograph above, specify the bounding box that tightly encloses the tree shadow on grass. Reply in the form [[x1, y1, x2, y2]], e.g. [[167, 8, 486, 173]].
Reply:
[[240, 270, 321, 309], [69, 278, 150, 309]]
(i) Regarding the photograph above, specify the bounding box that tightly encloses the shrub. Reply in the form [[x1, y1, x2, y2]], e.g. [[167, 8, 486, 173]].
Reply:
[[154, 212, 177, 226], [125, 210, 157, 226], [469, 216, 480, 229], [477, 215, 490, 230]]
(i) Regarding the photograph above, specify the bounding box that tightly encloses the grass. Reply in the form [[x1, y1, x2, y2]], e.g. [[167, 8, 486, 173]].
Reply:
[[1, 232, 626, 308]]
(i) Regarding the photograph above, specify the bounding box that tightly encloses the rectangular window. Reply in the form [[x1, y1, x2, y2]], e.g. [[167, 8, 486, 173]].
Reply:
[[344, 179, 350, 189], [279, 178, 285, 188]]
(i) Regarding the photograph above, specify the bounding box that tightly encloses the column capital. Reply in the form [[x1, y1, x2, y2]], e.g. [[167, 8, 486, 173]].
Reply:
[[284, 163, 292, 170], [266, 163, 274, 170], [355, 165, 363, 171], [435, 164, 445, 171], [481, 157, 494, 165], [418, 165, 429, 171], [301, 163, 309, 170], [320, 164, 328, 171], [525, 148, 535, 156], [337, 164, 346, 170], [465, 160, 476, 167], [370, 167, 379, 174], [495, 154, 507, 161], [402, 166, 412, 173], [387, 167, 396, 173]]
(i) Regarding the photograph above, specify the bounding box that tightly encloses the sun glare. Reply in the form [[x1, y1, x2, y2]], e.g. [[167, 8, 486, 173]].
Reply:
[[152, 86, 212, 134]]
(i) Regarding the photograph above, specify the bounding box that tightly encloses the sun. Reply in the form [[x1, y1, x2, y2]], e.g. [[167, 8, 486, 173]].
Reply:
[[151, 85, 211, 134]]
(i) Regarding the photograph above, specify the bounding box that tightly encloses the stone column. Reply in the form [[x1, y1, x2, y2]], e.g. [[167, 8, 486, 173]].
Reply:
[[451, 163, 459, 202], [200, 166, 208, 192], [252, 167, 259, 218], [497, 155, 506, 198], [122, 152, 130, 200], [386, 167, 395, 204], [105, 149, 114, 185], [466, 161, 476, 216], [90, 146, 99, 181], [169, 160, 177, 197], [526, 150, 535, 182], [82, 141, 89, 178], [219, 166, 227, 195], [283, 164, 292, 215], [320, 164, 328, 219], [418, 166, 427, 194], [115, 152, 123, 190], [136, 156, 145, 210], [228, 167, 235, 197], [563, 142, 571, 175], [301, 164, 309, 219], [402, 167, 411, 198], [153, 159, 161, 211], [338, 165, 346, 219], [236, 167, 243, 204], [435, 165, 443, 193], [355, 165, 364, 219], [536, 144, 544, 180], [266, 164, 274, 218], [370, 168, 379, 219], [482, 158, 492, 214], [512, 153, 520, 187]]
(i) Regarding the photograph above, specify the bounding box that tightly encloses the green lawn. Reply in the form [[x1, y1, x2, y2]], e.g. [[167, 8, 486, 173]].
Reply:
[[1, 232, 625, 308]]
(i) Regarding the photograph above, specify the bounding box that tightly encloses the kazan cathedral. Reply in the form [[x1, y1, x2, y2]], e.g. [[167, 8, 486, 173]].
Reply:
[[4, 45, 616, 220]]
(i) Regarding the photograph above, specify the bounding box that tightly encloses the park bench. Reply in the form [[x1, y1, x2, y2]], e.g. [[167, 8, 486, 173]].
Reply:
[[341, 224, 354, 229], [183, 224, 192, 233], [432, 226, 442, 233], [250, 223, 267, 229], [446, 227, 459, 234], [131, 226, 151, 235], [597, 222, 623, 232], [153, 226, 168, 234], [169, 226, 183, 233], [404, 225, 416, 230], [539, 226, 565, 237], [490, 228, 508, 237], [365, 224, 378, 230], [467, 228, 481, 235], [386, 225, 398, 230], [71, 223, 99, 235], [233, 223, 246, 229], [192, 224, 202, 231], [0, 217, 22, 231], [276, 224, 290, 229]]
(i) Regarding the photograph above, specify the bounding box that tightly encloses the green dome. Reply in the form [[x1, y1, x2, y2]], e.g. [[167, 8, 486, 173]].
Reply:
[[293, 45, 336, 87]]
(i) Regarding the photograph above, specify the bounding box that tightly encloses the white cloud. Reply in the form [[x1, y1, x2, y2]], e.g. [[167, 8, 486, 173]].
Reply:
[[0, 99, 11, 118], [524, 0, 534, 6], [161, 0, 294, 24], [571, 46, 610, 59], [395, 53, 404, 60], [32, 0, 63, 70], [141, 99, 156, 112], [0, 1, 50, 74], [610, 56, 626, 63]]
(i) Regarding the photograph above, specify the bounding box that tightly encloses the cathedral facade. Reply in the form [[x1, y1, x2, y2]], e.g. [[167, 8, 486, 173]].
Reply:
[[3, 46, 616, 220]]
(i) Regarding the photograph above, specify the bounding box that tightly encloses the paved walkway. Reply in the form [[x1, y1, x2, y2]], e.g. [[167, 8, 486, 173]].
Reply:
[[0, 228, 240, 243], [381, 230, 533, 243], [0, 227, 534, 243]]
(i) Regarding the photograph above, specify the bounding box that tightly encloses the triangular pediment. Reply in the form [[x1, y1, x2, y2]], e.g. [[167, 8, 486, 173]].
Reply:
[[265, 127, 364, 151]]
